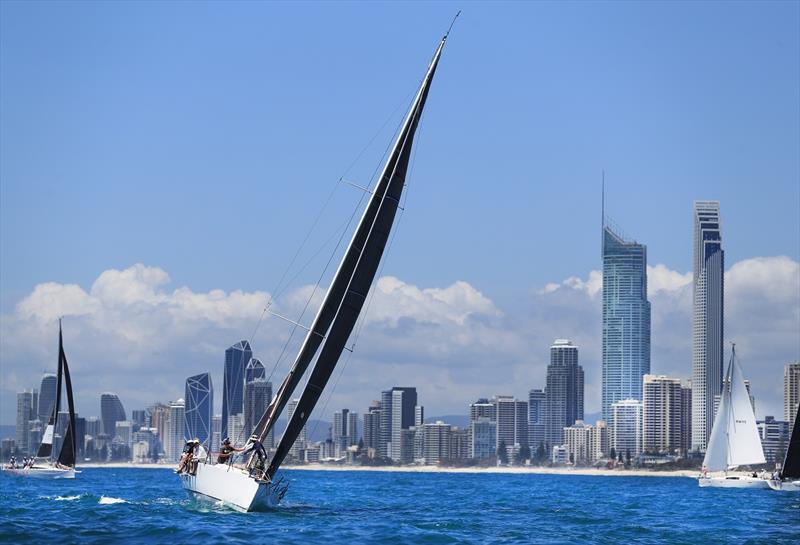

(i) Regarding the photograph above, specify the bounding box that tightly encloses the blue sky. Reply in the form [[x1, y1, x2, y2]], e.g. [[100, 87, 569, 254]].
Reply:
[[1, 1, 798, 423]]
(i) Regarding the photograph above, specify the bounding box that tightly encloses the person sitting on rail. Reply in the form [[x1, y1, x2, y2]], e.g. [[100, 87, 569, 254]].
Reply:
[[175, 439, 197, 474]]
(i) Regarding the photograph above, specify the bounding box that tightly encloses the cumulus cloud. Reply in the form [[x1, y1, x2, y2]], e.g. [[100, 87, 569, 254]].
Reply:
[[1, 257, 797, 425]]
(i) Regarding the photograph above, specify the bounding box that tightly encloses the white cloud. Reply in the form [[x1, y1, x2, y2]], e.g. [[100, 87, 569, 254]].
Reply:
[[1, 257, 797, 425]]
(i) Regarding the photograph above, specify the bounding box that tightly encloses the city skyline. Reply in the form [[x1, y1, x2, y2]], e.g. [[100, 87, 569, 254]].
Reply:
[[1, 3, 798, 425]]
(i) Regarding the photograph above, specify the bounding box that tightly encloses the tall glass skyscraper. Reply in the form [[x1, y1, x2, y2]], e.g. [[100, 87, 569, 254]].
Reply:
[[602, 223, 651, 421], [221, 340, 252, 439], [38, 373, 57, 422], [691, 201, 724, 452], [184, 372, 213, 445], [100, 392, 127, 437], [244, 358, 272, 444]]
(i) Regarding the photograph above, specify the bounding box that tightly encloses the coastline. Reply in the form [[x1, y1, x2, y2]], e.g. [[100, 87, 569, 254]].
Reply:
[[76, 462, 697, 478]]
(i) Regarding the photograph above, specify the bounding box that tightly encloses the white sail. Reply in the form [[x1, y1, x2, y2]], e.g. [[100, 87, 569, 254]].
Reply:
[[703, 349, 765, 471], [41, 424, 54, 445], [726, 355, 765, 467]]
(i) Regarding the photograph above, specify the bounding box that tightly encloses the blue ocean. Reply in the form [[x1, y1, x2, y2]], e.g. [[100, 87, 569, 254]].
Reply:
[[1, 468, 798, 544]]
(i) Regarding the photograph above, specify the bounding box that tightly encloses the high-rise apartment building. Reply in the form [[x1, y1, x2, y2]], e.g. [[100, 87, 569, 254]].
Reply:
[[493, 395, 528, 450], [390, 387, 417, 462], [185, 373, 213, 446], [100, 393, 126, 437], [16, 390, 36, 455], [691, 201, 724, 452], [785, 362, 800, 427], [222, 340, 252, 439], [164, 399, 185, 462], [528, 389, 546, 450], [286, 398, 306, 461], [643, 375, 688, 455], [563, 420, 608, 464], [545, 340, 584, 446], [363, 402, 381, 455], [602, 222, 651, 421], [38, 373, 57, 423], [610, 399, 643, 458], [420, 421, 451, 465]]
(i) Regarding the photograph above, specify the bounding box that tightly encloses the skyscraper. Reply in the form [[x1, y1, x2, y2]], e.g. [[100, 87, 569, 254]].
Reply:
[[164, 399, 185, 462], [379, 390, 393, 458], [286, 398, 306, 461], [602, 218, 651, 422], [100, 393, 127, 437], [38, 373, 57, 422], [222, 340, 252, 439], [642, 375, 687, 455], [545, 340, 585, 446], [528, 389, 546, 450], [691, 201, 724, 452], [785, 362, 800, 427], [363, 402, 381, 454], [185, 373, 213, 445], [244, 358, 271, 442], [16, 390, 35, 455], [610, 399, 643, 458], [390, 387, 417, 462], [493, 395, 528, 450]]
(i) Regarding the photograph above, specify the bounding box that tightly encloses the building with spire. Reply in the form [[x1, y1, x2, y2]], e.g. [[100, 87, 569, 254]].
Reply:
[[602, 213, 651, 421], [692, 201, 724, 452]]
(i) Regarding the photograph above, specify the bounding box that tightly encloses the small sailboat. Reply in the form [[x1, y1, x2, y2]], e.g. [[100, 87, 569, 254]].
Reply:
[[179, 20, 454, 511], [3, 320, 78, 479], [698, 344, 767, 488], [767, 404, 800, 491]]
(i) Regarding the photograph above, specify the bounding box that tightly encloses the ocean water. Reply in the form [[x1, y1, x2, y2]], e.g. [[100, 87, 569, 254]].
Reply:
[[1, 468, 798, 544]]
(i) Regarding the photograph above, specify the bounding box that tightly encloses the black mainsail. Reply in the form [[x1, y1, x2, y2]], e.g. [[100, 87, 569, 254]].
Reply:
[[781, 404, 800, 480], [36, 328, 64, 459], [263, 32, 449, 480]]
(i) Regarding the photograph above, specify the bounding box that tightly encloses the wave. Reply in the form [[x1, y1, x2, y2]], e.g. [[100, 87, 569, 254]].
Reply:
[[98, 496, 128, 505], [55, 495, 82, 501]]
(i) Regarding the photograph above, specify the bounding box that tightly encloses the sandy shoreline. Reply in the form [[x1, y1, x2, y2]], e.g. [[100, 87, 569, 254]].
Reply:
[[76, 462, 697, 478]]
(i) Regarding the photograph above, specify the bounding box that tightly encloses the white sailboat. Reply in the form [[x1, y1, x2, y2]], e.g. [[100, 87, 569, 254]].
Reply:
[[698, 344, 767, 488], [179, 19, 454, 511], [3, 321, 78, 479], [767, 403, 800, 491]]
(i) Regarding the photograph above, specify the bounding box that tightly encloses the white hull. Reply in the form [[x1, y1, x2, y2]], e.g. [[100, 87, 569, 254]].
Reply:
[[2, 465, 75, 479], [767, 479, 800, 491], [179, 463, 286, 512], [698, 475, 770, 488]]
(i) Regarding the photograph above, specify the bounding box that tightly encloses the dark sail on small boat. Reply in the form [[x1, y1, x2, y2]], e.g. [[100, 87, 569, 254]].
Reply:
[[781, 404, 800, 480], [33, 321, 77, 468], [264, 33, 449, 480], [56, 328, 77, 468]]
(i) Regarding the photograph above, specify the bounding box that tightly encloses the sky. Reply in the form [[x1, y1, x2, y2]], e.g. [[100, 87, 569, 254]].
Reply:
[[1, 1, 798, 426]]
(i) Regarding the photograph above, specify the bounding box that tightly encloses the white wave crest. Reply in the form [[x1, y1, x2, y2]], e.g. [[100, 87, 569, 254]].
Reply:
[[98, 496, 128, 505], [55, 495, 82, 501]]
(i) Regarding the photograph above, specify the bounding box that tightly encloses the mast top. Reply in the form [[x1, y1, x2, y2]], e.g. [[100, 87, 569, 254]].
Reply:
[[445, 11, 461, 39]]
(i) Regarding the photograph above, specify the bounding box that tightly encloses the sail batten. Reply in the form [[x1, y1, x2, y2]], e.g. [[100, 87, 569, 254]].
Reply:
[[265, 36, 448, 479]]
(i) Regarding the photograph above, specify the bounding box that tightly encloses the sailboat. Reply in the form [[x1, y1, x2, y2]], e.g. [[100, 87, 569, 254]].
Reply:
[[3, 320, 78, 479], [698, 344, 767, 488], [767, 403, 800, 491], [179, 21, 454, 511]]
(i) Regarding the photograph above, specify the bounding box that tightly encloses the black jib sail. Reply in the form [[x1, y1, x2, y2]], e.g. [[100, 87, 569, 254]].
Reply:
[[36, 329, 63, 459], [781, 404, 800, 480], [264, 32, 449, 480]]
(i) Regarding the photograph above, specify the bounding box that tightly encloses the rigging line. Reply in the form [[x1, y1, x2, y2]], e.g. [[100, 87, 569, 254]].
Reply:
[[263, 190, 369, 389], [247, 178, 343, 348], [307, 107, 427, 441]]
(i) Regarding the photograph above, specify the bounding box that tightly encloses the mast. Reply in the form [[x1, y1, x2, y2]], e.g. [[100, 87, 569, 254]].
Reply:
[[56, 322, 77, 468], [265, 32, 450, 479], [36, 322, 64, 459]]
